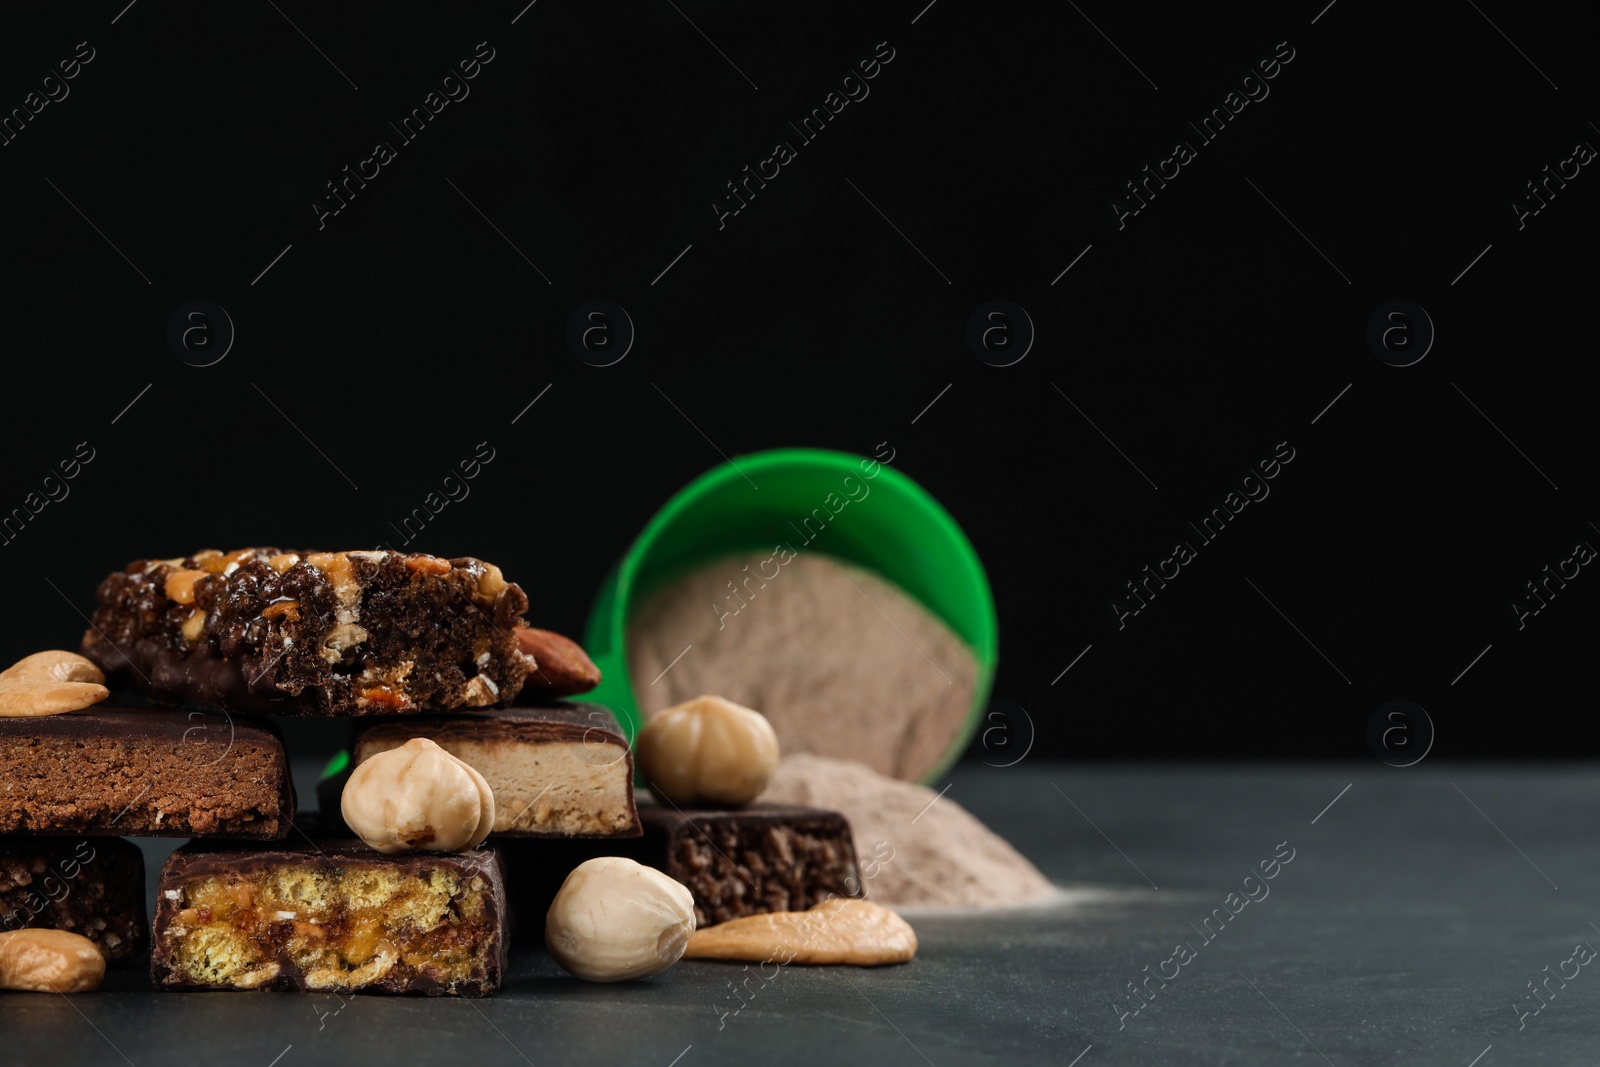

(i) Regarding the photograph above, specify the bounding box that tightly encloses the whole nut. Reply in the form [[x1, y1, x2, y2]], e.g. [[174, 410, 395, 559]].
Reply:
[[544, 856, 696, 982], [0, 928, 106, 992], [637, 695, 780, 808], [342, 738, 495, 853], [0, 651, 109, 718], [682, 898, 918, 966], [514, 626, 602, 696]]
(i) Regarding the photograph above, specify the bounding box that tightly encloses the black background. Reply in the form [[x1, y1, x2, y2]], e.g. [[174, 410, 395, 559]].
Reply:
[[0, 1, 1592, 761]]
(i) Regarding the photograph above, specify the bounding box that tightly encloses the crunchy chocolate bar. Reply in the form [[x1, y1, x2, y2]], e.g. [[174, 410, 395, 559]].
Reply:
[[81, 549, 533, 716], [152, 837, 507, 995], [628, 805, 862, 927], [0, 836, 147, 960]]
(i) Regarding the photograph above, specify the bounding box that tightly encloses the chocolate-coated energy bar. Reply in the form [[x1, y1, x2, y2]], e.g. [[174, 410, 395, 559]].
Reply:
[[352, 703, 641, 838], [152, 836, 507, 995], [0, 705, 293, 838], [496, 805, 863, 928], [627, 804, 862, 927], [0, 836, 148, 960], [81, 548, 533, 715]]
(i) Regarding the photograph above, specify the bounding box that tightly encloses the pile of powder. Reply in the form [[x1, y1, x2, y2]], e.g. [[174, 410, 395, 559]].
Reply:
[[763, 754, 1058, 910], [627, 553, 977, 781]]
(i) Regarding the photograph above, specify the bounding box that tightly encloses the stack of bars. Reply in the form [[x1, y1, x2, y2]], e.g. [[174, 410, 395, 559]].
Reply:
[[0, 547, 872, 997]]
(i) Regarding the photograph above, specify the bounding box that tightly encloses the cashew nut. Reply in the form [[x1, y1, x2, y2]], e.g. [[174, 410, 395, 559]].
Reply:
[[0, 651, 109, 718]]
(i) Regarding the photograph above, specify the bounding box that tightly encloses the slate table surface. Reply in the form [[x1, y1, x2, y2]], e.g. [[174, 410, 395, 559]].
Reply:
[[4, 760, 1595, 1066]]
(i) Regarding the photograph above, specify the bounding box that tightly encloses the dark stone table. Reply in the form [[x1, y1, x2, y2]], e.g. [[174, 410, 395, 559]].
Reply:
[[4, 761, 1595, 1066]]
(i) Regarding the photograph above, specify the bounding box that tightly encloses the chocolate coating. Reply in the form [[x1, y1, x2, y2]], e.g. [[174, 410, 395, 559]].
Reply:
[[357, 701, 627, 746]]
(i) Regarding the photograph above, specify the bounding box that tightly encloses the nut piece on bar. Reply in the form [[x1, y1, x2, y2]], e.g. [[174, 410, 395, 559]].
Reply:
[[623, 804, 862, 927], [514, 627, 601, 697], [0, 705, 294, 839], [0, 837, 148, 960], [80, 549, 534, 716], [352, 703, 641, 838], [152, 836, 507, 996]]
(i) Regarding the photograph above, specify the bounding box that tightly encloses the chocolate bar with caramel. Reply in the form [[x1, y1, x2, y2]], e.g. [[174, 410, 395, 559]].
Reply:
[[152, 836, 507, 995], [81, 548, 533, 716]]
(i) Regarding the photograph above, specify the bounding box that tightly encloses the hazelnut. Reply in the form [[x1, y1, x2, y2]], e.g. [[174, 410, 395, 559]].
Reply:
[[0, 928, 106, 992], [544, 856, 695, 982], [637, 695, 780, 808], [342, 738, 495, 854], [474, 562, 508, 605]]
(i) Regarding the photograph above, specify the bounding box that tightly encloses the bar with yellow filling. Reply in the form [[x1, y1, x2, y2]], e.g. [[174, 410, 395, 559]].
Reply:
[[151, 837, 507, 995]]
